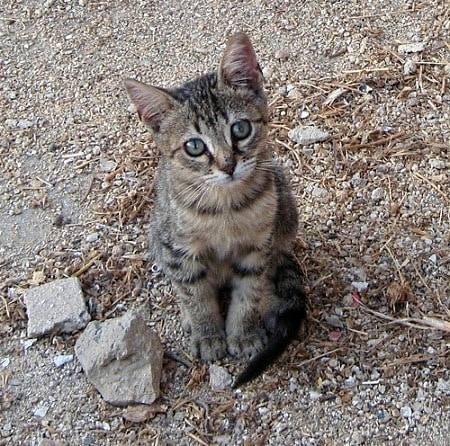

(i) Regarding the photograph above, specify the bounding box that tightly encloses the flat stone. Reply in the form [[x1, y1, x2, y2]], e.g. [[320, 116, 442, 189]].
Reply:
[[288, 126, 330, 145], [75, 312, 163, 406], [24, 278, 90, 337], [398, 42, 425, 54]]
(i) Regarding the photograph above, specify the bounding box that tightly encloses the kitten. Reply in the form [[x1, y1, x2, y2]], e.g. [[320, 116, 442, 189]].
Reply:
[[125, 32, 306, 387]]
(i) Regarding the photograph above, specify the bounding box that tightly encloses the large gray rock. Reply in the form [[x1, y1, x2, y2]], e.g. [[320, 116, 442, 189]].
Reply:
[[75, 312, 163, 406], [24, 277, 90, 337]]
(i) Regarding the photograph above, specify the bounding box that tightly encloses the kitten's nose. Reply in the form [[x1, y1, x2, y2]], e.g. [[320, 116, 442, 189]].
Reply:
[[220, 157, 236, 176]]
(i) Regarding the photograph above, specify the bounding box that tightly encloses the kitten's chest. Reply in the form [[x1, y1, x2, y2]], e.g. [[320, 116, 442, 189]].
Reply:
[[182, 191, 277, 258]]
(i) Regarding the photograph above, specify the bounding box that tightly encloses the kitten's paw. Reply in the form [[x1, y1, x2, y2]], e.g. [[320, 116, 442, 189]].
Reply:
[[190, 333, 227, 362], [227, 327, 268, 359]]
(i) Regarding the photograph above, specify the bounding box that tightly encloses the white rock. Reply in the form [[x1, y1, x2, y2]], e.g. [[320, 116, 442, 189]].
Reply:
[[403, 59, 417, 75], [0, 358, 10, 369], [352, 281, 369, 292], [398, 42, 425, 54], [209, 364, 232, 390], [99, 157, 118, 172], [309, 391, 322, 401], [75, 311, 163, 406], [33, 404, 49, 418], [311, 186, 327, 198], [85, 232, 99, 243], [400, 406, 412, 418], [371, 187, 385, 202], [429, 159, 446, 169], [288, 126, 329, 145], [24, 278, 90, 337], [53, 354, 74, 368]]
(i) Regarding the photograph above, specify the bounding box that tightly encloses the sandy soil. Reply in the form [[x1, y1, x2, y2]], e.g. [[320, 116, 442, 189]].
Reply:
[[1, 1, 449, 445]]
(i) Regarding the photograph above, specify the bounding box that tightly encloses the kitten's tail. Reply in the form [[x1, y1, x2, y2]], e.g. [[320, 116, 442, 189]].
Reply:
[[232, 253, 306, 388]]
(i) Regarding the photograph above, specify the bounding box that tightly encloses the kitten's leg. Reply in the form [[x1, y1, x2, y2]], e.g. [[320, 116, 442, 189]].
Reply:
[[226, 257, 270, 358], [162, 245, 227, 361]]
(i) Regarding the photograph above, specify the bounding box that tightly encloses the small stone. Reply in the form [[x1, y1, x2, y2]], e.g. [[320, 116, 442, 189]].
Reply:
[[371, 187, 385, 202], [403, 59, 417, 75], [398, 42, 425, 54], [309, 391, 322, 401], [328, 358, 338, 368], [21, 338, 37, 352], [274, 49, 290, 60], [209, 364, 232, 390], [85, 232, 99, 243], [288, 126, 330, 145], [428, 254, 437, 264], [299, 109, 310, 119], [17, 119, 34, 129], [24, 278, 90, 337], [53, 354, 74, 368], [0, 358, 10, 368], [352, 281, 369, 292], [400, 406, 412, 418], [33, 404, 49, 418], [75, 312, 163, 406], [311, 186, 327, 198], [429, 159, 446, 169], [344, 377, 356, 388], [39, 440, 63, 446], [325, 314, 344, 328], [262, 66, 274, 79], [99, 157, 118, 173]]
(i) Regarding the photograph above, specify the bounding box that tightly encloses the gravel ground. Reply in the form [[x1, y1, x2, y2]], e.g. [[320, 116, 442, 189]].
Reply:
[[1, 1, 449, 445]]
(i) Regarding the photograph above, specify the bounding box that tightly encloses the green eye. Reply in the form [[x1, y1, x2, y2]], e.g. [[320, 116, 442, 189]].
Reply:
[[184, 138, 207, 157], [231, 120, 252, 140]]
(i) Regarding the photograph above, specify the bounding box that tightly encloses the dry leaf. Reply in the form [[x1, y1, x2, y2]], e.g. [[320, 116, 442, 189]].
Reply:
[[123, 404, 165, 423]]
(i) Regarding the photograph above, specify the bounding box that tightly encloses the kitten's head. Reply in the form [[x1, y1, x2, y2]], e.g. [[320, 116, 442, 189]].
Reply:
[[125, 33, 269, 195]]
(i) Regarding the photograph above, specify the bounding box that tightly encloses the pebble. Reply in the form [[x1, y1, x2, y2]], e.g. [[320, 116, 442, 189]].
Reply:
[[274, 49, 290, 60], [371, 187, 385, 202], [351, 281, 369, 292], [33, 404, 49, 418], [85, 232, 99, 243], [309, 391, 322, 401], [99, 157, 118, 173], [288, 126, 330, 145], [299, 109, 310, 119], [0, 358, 10, 368], [209, 364, 233, 390], [398, 42, 425, 54], [403, 59, 417, 75], [400, 406, 412, 418], [429, 159, 446, 169], [311, 186, 328, 198], [53, 354, 74, 368]]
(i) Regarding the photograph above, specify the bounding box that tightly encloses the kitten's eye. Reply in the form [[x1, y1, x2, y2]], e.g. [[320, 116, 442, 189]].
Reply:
[[184, 138, 207, 157], [231, 120, 252, 140]]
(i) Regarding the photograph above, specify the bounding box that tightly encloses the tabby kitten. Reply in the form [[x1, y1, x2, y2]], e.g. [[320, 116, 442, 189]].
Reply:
[[125, 32, 306, 387]]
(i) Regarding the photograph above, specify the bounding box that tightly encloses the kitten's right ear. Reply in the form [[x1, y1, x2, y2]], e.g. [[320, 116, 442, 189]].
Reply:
[[124, 78, 174, 133]]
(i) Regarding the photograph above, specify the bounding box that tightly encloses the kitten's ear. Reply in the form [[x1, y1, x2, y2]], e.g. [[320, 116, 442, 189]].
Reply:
[[219, 32, 263, 92], [124, 78, 174, 133]]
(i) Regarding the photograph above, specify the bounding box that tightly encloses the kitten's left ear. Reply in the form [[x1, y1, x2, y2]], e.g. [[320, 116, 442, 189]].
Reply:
[[218, 32, 263, 92]]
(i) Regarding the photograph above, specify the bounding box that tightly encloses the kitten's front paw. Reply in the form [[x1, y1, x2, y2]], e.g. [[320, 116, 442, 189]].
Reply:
[[190, 332, 227, 362], [227, 326, 268, 359]]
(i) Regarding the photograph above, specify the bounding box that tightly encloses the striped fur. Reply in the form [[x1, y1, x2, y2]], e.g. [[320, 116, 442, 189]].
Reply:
[[125, 33, 306, 385]]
